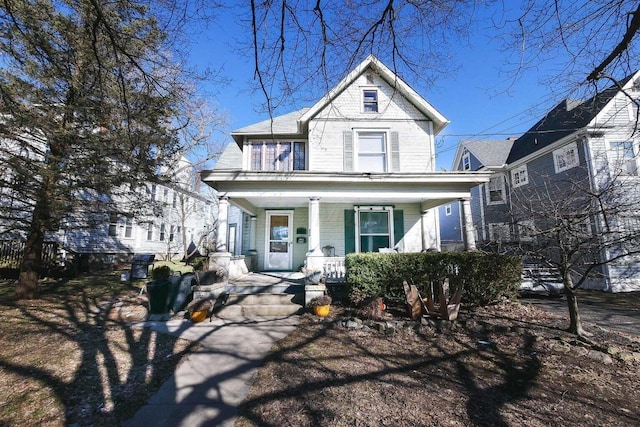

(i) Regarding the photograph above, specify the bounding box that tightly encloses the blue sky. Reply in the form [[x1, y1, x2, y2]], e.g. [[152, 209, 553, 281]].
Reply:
[[188, 5, 572, 170]]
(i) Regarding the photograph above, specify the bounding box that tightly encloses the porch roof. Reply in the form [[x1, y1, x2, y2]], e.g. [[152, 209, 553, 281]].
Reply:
[[200, 170, 491, 215]]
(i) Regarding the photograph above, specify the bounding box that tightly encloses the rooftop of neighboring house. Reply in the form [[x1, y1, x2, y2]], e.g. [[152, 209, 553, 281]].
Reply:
[[457, 138, 516, 171], [507, 73, 637, 164]]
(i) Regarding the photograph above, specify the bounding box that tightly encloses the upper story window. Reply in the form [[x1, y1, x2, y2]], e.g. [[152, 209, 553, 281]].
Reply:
[[511, 164, 528, 187], [108, 213, 118, 236], [609, 140, 638, 176], [553, 142, 579, 173], [249, 141, 306, 171], [462, 148, 471, 171], [363, 89, 378, 113], [150, 184, 157, 201], [356, 131, 387, 172], [124, 217, 133, 238], [146, 223, 153, 241], [445, 204, 452, 216], [486, 175, 506, 205]]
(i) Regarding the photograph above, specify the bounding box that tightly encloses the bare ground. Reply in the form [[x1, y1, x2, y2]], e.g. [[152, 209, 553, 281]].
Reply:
[[0, 273, 197, 427], [236, 301, 640, 427]]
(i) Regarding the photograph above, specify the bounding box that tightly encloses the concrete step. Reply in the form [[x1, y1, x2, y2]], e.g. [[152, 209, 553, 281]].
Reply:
[[226, 293, 303, 305], [226, 283, 304, 295], [215, 302, 304, 318]]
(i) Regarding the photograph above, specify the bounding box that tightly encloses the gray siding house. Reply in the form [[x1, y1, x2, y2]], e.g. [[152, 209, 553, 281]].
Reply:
[[201, 55, 491, 288], [447, 72, 640, 292]]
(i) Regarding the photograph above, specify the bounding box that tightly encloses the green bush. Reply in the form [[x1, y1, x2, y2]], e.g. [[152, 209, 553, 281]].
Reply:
[[345, 252, 521, 307]]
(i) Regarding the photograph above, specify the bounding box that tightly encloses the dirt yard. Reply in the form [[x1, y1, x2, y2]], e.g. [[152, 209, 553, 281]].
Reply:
[[0, 273, 196, 427], [236, 301, 640, 427]]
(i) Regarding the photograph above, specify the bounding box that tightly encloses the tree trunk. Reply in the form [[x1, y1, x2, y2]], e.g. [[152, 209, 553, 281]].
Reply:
[[564, 281, 586, 336], [17, 197, 48, 299]]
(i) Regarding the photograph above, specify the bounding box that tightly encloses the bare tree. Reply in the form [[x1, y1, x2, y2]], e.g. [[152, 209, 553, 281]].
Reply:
[[0, 0, 214, 298], [508, 159, 640, 337]]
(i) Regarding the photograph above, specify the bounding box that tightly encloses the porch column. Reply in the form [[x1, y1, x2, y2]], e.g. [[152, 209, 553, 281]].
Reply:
[[421, 209, 430, 251], [216, 196, 229, 252], [249, 216, 257, 251], [460, 198, 477, 251], [307, 197, 322, 256]]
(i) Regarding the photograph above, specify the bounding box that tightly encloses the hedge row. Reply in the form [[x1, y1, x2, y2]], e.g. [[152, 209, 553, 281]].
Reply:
[[344, 252, 521, 307]]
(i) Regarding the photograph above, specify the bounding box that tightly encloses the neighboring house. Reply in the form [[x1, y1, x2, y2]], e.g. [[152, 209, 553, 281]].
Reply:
[[441, 138, 516, 251], [201, 55, 491, 283], [448, 72, 640, 292], [59, 156, 216, 266]]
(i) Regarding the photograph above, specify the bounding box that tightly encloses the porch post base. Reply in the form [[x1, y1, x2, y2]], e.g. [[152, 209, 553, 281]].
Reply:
[[305, 284, 328, 307], [208, 252, 231, 284]]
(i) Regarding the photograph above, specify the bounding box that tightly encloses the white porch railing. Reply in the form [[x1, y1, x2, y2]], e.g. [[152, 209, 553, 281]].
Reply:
[[323, 257, 346, 283]]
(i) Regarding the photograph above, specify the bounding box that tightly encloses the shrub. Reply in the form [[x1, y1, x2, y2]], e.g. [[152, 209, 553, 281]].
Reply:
[[151, 265, 172, 281], [345, 252, 521, 307], [189, 256, 209, 271]]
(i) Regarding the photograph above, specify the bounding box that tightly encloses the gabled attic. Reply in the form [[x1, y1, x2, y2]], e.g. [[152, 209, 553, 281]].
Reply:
[[230, 55, 449, 147]]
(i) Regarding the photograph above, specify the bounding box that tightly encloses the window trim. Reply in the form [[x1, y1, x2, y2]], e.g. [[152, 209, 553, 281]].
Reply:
[[553, 142, 580, 173], [462, 149, 471, 171], [354, 206, 394, 253], [485, 175, 506, 205], [608, 140, 638, 176], [363, 89, 378, 113], [488, 222, 511, 242], [511, 164, 529, 187], [247, 140, 306, 171], [353, 129, 390, 172]]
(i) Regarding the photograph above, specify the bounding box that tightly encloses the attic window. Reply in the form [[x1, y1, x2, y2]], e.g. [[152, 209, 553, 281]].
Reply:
[[363, 90, 378, 112], [462, 148, 471, 171]]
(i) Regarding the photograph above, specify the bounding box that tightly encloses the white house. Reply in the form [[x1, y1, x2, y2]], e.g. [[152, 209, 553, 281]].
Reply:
[[201, 55, 491, 289]]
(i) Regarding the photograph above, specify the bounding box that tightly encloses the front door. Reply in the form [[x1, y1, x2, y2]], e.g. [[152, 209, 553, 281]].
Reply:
[[265, 211, 293, 270]]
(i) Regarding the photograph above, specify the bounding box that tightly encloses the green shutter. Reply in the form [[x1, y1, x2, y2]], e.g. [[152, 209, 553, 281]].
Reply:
[[393, 209, 404, 246], [343, 131, 353, 172], [344, 209, 355, 254]]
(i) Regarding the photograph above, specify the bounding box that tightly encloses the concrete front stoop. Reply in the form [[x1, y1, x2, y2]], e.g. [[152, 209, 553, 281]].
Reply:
[[215, 273, 305, 318]]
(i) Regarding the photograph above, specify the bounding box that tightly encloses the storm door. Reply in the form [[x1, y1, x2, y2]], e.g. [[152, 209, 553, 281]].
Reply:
[[265, 211, 293, 270]]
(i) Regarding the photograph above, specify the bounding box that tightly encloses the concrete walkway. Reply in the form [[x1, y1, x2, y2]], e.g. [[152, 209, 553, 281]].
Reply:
[[124, 316, 300, 427]]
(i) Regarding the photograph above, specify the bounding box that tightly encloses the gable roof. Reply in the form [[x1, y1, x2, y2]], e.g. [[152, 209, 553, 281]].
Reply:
[[460, 139, 515, 170], [507, 73, 637, 164], [299, 55, 449, 134]]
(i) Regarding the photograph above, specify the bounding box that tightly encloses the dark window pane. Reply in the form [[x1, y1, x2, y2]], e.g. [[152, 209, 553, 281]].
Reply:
[[360, 236, 389, 253]]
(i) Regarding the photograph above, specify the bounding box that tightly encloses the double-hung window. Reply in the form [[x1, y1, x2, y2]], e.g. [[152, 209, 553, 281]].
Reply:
[[486, 175, 506, 205], [363, 89, 378, 112], [553, 142, 579, 173], [355, 206, 393, 252], [249, 141, 306, 171], [462, 148, 471, 171], [108, 213, 118, 237], [609, 140, 638, 175], [356, 131, 387, 172], [124, 217, 133, 238]]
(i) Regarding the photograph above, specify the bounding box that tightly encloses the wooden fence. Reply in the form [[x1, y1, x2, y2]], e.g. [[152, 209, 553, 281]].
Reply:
[[0, 240, 59, 269]]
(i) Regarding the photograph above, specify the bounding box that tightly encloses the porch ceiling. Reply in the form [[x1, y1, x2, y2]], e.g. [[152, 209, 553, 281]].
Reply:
[[200, 170, 491, 213]]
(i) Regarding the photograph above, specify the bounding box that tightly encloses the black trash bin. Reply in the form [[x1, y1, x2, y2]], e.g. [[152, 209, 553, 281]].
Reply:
[[130, 254, 155, 279], [147, 279, 170, 314]]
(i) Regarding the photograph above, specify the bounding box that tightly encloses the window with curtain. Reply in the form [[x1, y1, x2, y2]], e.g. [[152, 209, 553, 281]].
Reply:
[[248, 141, 306, 171]]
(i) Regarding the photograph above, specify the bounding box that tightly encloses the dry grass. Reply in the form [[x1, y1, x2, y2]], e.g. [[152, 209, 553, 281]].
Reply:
[[236, 302, 640, 427], [0, 272, 197, 426]]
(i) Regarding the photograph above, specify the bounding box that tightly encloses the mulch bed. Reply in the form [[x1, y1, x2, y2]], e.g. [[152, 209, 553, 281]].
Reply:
[[236, 301, 640, 427]]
